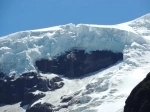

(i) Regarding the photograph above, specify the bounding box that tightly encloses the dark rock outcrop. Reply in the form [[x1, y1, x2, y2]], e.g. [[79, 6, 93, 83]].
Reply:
[[124, 72, 150, 112], [35, 50, 123, 78], [0, 72, 5, 79], [21, 92, 46, 107], [61, 95, 73, 103], [0, 72, 38, 104], [26, 102, 54, 112], [0, 72, 64, 106]]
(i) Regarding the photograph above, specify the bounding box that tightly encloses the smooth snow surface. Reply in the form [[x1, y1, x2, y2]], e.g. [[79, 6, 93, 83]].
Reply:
[[0, 13, 150, 112]]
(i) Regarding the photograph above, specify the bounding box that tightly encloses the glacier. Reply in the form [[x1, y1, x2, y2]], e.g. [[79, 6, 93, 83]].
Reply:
[[0, 13, 150, 112], [0, 20, 146, 75]]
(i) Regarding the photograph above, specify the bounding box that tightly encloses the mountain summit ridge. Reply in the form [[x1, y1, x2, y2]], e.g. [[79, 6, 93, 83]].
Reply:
[[1, 13, 150, 38]]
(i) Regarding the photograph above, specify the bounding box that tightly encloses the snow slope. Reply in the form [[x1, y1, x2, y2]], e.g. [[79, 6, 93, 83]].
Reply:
[[127, 13, 150, 39], [0, 13, 150, 112]]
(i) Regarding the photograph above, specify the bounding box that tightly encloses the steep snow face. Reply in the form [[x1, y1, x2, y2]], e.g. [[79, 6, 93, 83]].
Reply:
[[129, 13, 150, 29], [0, 23, 146, 75], [127, 13, 150, 39]]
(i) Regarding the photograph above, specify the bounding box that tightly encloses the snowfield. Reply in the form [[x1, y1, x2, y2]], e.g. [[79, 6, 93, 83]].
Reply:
[[0, 13, 150, 112]]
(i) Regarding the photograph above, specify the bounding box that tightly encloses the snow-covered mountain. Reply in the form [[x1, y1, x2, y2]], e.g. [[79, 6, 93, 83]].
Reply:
[[0, 13, 150, 112], [0, 15, 148, 75]]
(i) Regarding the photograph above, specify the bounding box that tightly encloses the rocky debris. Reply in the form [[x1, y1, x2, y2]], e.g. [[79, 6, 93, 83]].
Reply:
[[35, 49, 123, 78], [82, 77, 109, 95], [36, 76, 64, 92], [57, 92, 92, 111], [68, 95, 92, 105], [56, 77, 109, 111], [21, 92, 45, 107], [54, 103, 69, 111], [0, 72, 38, 104], [26, 102, 54, 112], [0, 72, 64, 106], [61, 95, 73, 103], [58, 94, 98, 112], [53, 90, 82, 111], [124, 72, 150, 112]]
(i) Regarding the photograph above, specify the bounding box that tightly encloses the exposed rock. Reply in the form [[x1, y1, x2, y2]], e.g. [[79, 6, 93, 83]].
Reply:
[[54, 103, 69, 111], [26, 102, 54, 112], [82, 77, 108, 95], [0, 79, 7, 103], [60, 90, 81, 104], [0, 72, 64, 106], [37, 77, 64, 92], [0, 72, 39, 104], [61, 95, 73, 103], [124, 72, 150, 112], [35, 49, 123, 78], [21, 92, 45, 107], [53, 90, 82, 111], [0, 72, 5, 79]]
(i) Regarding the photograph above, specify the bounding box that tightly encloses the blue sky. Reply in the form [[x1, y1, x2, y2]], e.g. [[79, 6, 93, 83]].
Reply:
[[0, 0, 150, 37]]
